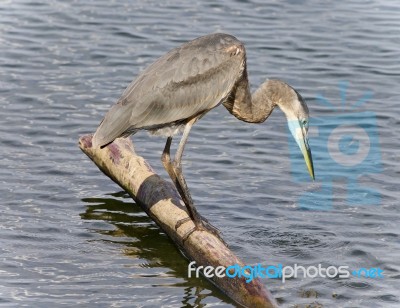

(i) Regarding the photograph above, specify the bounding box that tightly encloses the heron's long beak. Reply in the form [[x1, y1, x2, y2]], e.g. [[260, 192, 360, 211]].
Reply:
[[288, 120, 315, 180], [300, 137, 315, 180]]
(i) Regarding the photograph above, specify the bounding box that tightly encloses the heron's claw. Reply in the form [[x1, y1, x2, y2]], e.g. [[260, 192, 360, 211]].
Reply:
[[175, 217, 191, 230], [175, 216, 228, 247]]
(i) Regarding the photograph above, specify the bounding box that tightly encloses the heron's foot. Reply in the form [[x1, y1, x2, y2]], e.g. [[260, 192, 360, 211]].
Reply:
[[175, 216, 228, 247]]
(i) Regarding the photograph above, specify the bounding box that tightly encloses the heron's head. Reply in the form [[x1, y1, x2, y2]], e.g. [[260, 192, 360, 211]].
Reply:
[[267, 80, 315, 180]]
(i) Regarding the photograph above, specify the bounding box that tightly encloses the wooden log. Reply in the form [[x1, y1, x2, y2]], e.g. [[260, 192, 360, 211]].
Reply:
[[78, 134, 278, 308]]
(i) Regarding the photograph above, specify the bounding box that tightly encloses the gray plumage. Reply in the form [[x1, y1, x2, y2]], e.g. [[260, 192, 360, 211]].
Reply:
[[93, 33, 247, 148]]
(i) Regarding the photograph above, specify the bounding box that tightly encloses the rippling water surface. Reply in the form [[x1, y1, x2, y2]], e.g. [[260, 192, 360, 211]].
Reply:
[[1, 0, 399, 307]]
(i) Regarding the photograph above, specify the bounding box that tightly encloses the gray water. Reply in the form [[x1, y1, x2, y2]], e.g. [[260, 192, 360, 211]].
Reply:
[[1, 1, 399, 307]]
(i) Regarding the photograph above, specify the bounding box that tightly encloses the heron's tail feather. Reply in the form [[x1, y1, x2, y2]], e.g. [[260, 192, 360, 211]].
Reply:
[[92, 104, 135, 148]]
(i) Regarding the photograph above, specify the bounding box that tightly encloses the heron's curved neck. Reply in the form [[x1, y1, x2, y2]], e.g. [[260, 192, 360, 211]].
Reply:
[[223, 78, 277, 123]]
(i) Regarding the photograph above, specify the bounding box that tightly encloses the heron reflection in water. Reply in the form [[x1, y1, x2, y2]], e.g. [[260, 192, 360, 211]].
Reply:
[[93, 33, 315, 240]]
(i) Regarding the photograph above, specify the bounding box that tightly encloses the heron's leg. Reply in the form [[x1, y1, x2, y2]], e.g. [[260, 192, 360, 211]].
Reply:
[[162, 136, 196, 231], [161, 136, 192, 209], [171, 118, 202, 222], [159, 118, 225, 244], [161, 136, 176, 183]]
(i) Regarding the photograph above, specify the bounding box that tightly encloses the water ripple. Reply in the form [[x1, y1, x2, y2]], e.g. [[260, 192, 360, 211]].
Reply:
[[1, 0, 399, 306]]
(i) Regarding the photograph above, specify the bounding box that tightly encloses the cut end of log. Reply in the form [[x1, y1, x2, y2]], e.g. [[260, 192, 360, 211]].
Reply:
[[78, 134, 93, 149]]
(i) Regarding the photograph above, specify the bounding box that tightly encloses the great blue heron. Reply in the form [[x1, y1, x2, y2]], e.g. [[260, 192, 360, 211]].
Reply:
[[93, 33, 314, 240]]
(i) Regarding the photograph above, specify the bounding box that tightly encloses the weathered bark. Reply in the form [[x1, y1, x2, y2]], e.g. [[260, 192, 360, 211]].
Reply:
[[78, 134, 278, 308]]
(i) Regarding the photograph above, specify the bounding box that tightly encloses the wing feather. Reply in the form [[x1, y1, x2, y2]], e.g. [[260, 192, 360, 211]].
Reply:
[[93, 33, 246, 148]]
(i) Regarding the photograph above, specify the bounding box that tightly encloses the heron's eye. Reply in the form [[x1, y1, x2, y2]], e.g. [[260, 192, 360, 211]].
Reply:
[[302, 119, 308, 127]]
